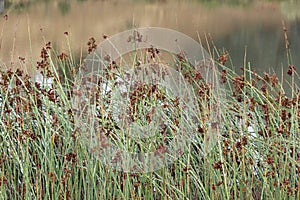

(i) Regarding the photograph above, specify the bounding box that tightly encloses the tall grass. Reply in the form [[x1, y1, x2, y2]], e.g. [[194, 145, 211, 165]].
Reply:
[[0, 33, 299, 200]]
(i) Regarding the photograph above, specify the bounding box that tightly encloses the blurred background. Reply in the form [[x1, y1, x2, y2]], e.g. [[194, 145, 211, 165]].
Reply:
[[0, 0, 299, 80]]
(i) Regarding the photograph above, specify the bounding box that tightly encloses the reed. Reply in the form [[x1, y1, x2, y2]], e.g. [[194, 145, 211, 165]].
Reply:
[[0, 31, 299, 200]]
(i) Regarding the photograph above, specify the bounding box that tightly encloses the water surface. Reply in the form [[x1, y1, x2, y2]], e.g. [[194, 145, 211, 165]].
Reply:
[[0, 0, 299, 81]]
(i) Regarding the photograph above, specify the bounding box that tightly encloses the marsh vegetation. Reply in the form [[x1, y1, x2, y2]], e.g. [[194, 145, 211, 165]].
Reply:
[[0, 0, 299, 199], [0, 30, 299, 199]]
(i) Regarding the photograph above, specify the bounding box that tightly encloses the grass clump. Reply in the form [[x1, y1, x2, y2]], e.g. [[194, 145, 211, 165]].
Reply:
[[0, 34, 299, 200]]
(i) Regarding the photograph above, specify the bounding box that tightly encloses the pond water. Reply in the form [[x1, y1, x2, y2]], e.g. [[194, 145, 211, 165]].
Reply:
[[0, 0, 299, 83]]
